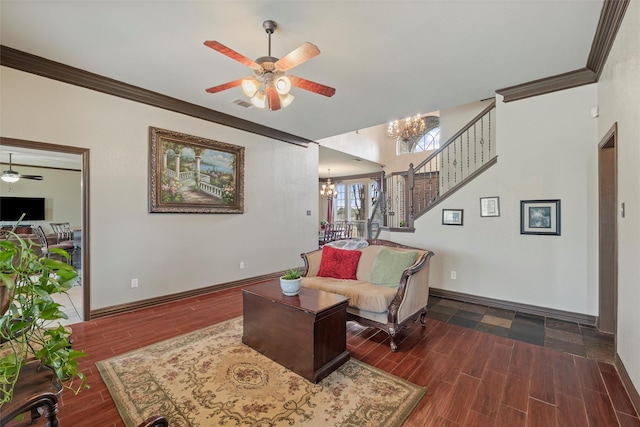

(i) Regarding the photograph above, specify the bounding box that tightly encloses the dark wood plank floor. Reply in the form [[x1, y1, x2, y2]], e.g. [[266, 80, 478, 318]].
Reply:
[[4, 280, 639, 427]]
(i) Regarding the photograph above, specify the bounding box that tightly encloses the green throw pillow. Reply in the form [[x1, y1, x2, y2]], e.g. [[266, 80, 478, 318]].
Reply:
[[370, 246, 418, 288]]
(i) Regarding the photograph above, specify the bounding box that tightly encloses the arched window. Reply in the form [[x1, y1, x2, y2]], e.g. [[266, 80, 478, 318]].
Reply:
[[412, 126, 440, 153], [395, 115, 440, 155], [410, 116, 440, 153]]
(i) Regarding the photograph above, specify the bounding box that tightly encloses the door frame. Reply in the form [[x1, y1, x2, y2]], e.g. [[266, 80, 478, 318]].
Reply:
[[597, 123, 617, 336], [0, 137, 91, 320]]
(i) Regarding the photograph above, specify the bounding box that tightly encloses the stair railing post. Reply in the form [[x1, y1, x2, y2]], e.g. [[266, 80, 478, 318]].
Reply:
[[408, 163, 415, 229], [381, 170, 388, 228]]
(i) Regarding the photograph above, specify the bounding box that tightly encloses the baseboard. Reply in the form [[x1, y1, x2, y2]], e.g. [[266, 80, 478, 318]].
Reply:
[[429, 288, 598, 326], [615, 353, 640, 417], [90, 272, 281, 319]]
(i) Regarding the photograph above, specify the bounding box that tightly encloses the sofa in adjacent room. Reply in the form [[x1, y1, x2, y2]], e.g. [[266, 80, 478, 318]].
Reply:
[[301, 239, 435, 351]]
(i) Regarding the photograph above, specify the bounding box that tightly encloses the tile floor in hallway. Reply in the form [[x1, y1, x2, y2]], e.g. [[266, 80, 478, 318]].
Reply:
[[50, 283, 83, 326], [426, 296, 615, 363]]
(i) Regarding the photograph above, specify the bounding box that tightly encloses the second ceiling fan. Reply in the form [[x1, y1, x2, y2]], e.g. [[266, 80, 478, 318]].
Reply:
[[1, 153, 44, 183], [204, 20, 335, 111]]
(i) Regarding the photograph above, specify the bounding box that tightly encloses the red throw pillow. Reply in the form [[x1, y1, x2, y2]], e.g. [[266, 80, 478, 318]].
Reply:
[[317, 245, 362, 280]]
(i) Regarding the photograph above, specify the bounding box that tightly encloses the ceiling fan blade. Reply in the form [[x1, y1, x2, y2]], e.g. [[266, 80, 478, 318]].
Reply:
[[204, 41, 260, 70], [266, 86, 281, 111], [20, 175, 44, 180], [288, 75, 336, 97], [205, 78, 244, 94], [275, 42, 321, 72]]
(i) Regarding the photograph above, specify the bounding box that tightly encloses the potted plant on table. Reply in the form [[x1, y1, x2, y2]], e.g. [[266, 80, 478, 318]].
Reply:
[[280, 268, 302, 296], [0, 232, 87, 406]]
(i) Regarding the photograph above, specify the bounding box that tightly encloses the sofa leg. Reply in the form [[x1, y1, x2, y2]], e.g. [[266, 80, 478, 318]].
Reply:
[[419, 308, 427, 326], [388, 325, 398, 352], [389, 336, 398, 352]]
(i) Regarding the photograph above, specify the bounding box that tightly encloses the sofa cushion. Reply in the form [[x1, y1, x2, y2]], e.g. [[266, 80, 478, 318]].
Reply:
[[317, 246, 362, 280], [301, 277, 397, 313], [370, 246, 418, 288]]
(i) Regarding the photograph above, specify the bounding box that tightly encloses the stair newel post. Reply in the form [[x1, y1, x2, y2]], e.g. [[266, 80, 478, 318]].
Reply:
[[381, 169, 388, 228], [408, 163, 415, 229]]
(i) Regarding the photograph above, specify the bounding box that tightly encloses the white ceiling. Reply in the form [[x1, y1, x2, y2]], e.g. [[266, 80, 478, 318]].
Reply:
[[0, 1, 603, 176], [0, 147, 81, 171]]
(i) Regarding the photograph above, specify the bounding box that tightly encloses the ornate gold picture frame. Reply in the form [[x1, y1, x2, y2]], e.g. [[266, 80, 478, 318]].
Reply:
[[149, 127, 244, 214]]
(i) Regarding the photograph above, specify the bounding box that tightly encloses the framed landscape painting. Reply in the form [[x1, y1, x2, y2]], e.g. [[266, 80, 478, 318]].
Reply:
[[520, 199, 560, 235], [149, 127, 245, 214]]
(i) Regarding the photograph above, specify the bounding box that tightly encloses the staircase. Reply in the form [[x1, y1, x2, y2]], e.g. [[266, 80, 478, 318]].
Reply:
[[368, 100, 497, 237]]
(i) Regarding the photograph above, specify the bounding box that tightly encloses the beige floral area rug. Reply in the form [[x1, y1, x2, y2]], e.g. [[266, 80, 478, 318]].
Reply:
[[96, 317, 425, 427]]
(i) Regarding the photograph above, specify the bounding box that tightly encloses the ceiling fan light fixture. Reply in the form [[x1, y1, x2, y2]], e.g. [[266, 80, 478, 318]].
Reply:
[[1, 172, 20, 183], [251, 91, 266, 108], [279, 93, 295, 108], [275, 75, 292, 95], [241, 77, 260, 97]]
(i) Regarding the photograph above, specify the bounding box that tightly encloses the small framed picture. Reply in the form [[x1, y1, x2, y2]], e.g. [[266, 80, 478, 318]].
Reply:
[[520, 200, 560, 235], [480, 196, 500, 217], [442, 209, 464, 226]]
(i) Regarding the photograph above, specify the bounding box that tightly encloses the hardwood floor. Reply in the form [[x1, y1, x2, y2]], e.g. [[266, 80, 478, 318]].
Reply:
[[5, 280, 639, 426]]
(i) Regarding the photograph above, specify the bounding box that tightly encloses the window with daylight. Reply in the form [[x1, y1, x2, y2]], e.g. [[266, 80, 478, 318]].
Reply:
[[331, 182, 368, 222], [348, 183, 366, 221], [334, 184, 346, 221], [412, 126, 441, 153]]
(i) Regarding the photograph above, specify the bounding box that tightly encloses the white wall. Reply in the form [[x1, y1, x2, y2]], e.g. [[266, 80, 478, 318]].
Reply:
[[597, 0, 640, 396], [319, 125, 387, 165], [380, 84, 599, 316], [0, 165, 82, 230], [0, 66, 319, 310]]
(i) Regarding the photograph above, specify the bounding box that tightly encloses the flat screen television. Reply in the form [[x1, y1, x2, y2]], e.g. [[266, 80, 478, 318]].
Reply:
[[0, 196, 46, 221]]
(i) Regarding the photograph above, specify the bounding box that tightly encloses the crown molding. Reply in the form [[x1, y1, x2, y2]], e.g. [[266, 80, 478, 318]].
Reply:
[[587, 0, 630, 80], [496, 68, 597, 103], [497, 0, 629, 103], [0, 45, 312, 147]]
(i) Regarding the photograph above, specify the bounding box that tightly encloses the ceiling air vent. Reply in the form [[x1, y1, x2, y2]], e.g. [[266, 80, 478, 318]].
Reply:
[[232, 99, 254, 109]]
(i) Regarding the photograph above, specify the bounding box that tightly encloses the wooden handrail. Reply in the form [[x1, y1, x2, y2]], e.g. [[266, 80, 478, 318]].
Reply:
[[414, 99, 496, 172]]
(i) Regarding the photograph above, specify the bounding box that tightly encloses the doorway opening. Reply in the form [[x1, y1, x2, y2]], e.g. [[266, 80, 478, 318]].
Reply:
[[0, 137, 90, 321], [598, 123, 617, 336]]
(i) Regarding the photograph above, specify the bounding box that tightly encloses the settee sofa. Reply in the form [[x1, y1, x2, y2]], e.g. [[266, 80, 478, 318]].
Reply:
[[301, 239, 435, 351]]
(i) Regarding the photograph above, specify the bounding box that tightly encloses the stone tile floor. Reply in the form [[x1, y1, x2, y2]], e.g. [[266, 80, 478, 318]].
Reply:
[[427, 296, 615, 362], [50, 282, 83, 326]]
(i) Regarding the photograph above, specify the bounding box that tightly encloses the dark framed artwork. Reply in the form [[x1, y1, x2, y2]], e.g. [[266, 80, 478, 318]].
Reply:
[[442, 209, 464, 226], [520, 200, 560, 235], [480, 196, 500, 217], [149, 127, 245, 214]]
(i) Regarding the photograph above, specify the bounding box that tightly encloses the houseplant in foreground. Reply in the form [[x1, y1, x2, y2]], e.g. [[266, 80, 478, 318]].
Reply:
[[0, 232, 87, 406], [280, 268, 302, 296]]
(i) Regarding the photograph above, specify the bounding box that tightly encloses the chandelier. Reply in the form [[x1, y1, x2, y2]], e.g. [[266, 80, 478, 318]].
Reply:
[[386, 114, 427, 142], [320, 169, 338, 199]]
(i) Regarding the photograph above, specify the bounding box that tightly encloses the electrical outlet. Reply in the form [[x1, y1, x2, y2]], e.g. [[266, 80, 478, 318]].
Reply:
[[131, 278, 138, 288], [240, 262, 245, 269], [450, 271, 457, 280]]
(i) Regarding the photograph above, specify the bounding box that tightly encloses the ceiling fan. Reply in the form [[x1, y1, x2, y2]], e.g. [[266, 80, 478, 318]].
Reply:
[[204, 19, 335, 111], [1, 153, 44, 183]]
